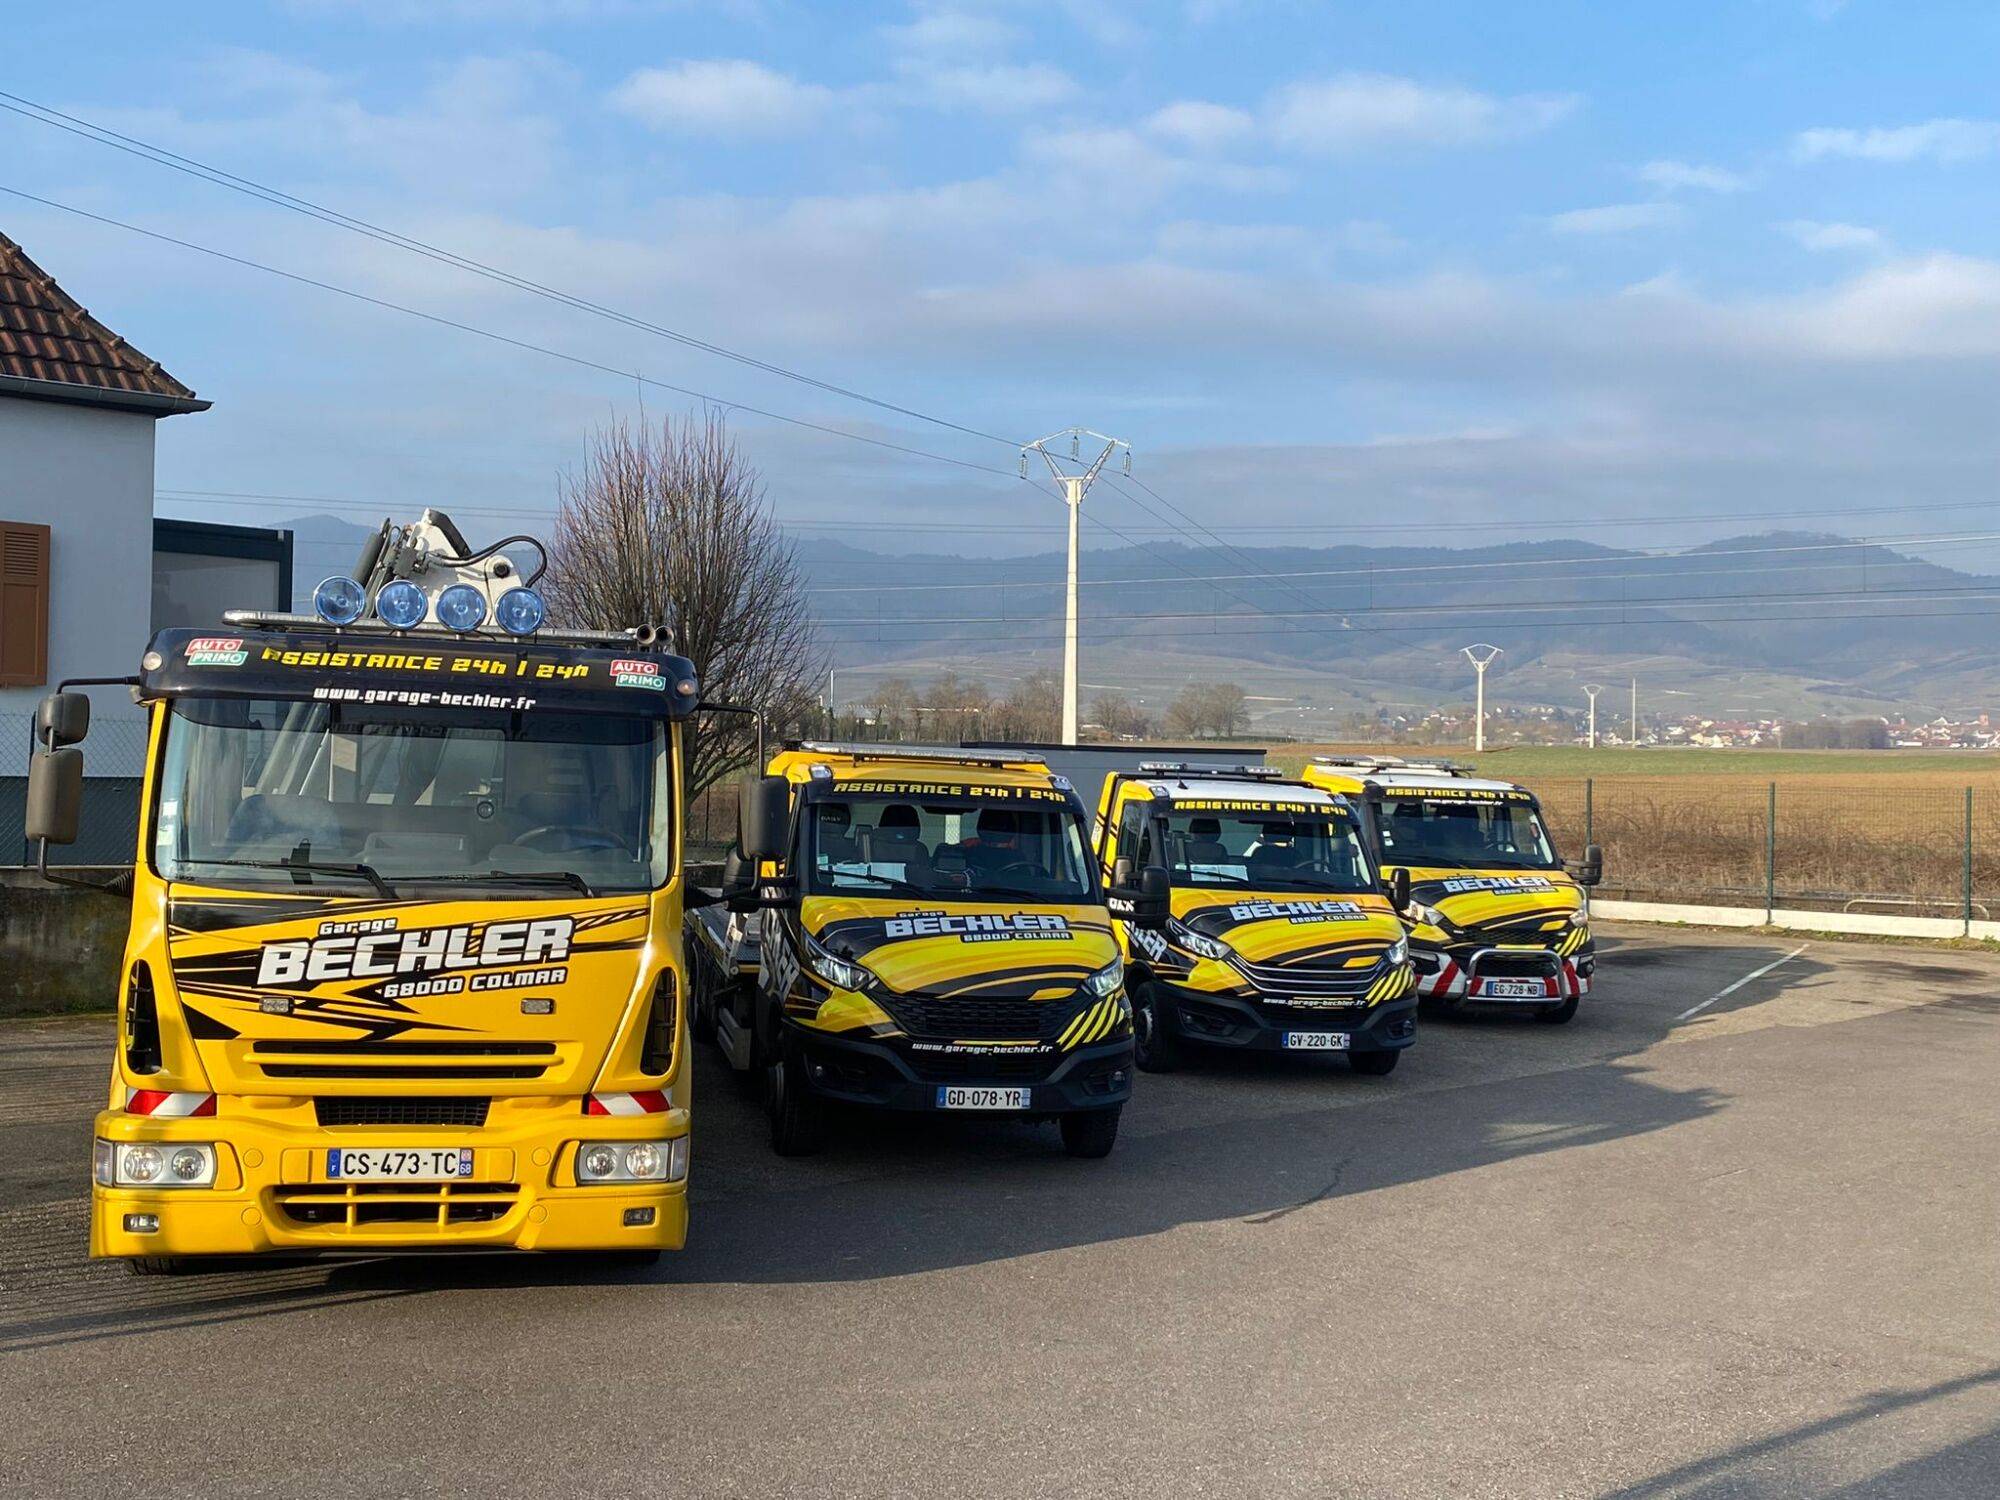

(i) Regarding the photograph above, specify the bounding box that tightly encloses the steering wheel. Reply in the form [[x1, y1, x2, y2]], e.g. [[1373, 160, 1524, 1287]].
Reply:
[[984, 860, 1044, 882], [513, 825, 634, 855]]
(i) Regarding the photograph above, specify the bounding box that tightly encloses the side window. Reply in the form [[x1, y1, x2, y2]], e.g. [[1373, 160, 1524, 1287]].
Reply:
[[1116, 798, 1147, 864]]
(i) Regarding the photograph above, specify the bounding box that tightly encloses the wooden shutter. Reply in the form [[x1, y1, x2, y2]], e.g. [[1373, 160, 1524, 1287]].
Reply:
[[0, 520, 51, 687]]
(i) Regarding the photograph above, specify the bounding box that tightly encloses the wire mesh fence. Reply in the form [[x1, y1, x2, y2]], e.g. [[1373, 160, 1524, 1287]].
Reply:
[[0, 715, 150, 867], [1537, 776, 1992, 922]]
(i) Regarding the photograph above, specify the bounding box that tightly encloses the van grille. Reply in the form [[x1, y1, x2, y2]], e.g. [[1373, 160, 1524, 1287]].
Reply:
[[1227, 954, 1381, 998], [874, 993, 1084, 1042], [271, 1181, 520, 1229], [248, 1040, 557, 1081], [905, 1048, 1058, 1083], [313, 1096, 492, 1128]]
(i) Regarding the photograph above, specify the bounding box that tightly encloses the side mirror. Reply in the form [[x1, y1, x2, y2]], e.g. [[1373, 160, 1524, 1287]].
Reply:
[[1112, 855, 1135, 890], [721, 846, 758, 913], [1108, 862, 1170, 929], [1569, 843, 1604, 888], [26, 747, 83, 845], [36, 691, 90, 749], [1386, 866, 1411, 912], [738, 774, 790, 863]]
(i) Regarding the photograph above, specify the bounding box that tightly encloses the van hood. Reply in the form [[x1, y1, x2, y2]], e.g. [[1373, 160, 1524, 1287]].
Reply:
[[801, 894, 1118, 1002], [162, 886, 654, 1096], [1400, 868, 1584, 937], [1171, 888, 1405, 963]]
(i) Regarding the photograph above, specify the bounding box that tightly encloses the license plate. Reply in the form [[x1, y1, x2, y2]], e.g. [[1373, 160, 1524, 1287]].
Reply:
[[1282, 1032, 1350, 1051], [1480, 979, 1546, 999], [935, 1086, 1031, 1110], [326, 1147, 473, 1180]]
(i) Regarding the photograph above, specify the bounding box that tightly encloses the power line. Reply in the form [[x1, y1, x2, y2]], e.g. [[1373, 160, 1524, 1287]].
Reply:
[[2, 185, 1021, 481], [0, 90, 1022, 451]]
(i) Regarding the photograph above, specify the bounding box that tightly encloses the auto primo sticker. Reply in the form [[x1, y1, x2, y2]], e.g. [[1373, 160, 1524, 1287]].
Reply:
[[610, 658, 667, 690], [184, 636, 247, 667]]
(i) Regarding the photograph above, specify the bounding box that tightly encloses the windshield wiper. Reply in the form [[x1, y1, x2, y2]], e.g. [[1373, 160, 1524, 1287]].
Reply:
[[178, 857, 394, 899], [826, 873, 931, 898], [398, 870, 599, 897]]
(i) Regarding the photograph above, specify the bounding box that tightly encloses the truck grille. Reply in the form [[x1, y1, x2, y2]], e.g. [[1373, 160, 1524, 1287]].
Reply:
[[271, 1181, 520, 1229], [874, 992, 1084, 1042], [248, 1040, 557, 1081], [313, 1096, 492, 1128], [1227, 954, 1382, 998]]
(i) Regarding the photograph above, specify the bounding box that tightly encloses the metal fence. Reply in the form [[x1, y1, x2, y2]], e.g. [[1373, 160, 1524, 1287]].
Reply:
[[0, 715, 150, 867], [1536, 777, 1994, 923]]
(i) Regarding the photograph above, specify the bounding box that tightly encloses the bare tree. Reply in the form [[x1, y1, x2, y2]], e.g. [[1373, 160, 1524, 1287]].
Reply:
[[542, 412, 826, 799]]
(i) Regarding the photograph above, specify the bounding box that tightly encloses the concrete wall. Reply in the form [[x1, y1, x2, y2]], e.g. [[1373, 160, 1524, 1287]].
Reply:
[[0, 869, 128, 1016], [0, 395, 157, 775]]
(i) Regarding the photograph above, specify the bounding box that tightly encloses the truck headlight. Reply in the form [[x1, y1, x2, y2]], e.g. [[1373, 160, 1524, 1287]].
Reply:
[[1385, 936, 1409, 966], [576, 1137, 689, 1183], [95, 1139, 215, 1188], [1083, 956, 1124, 996], [1167, 917, 1232, 962], [803, 931, 872, 992]]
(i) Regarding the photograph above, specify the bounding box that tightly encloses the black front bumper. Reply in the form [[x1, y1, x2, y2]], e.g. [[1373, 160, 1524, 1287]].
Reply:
[[786, 1022, 1134, 1114], [1155, 982, 1417, 1055]]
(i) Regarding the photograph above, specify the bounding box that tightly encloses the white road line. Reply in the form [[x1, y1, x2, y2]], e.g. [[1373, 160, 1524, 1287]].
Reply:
[[1676, 944, 1809, 1022]]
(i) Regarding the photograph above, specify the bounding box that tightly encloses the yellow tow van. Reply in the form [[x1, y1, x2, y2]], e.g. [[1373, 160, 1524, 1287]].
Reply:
[[712, 743, 1161, 1157], [1092, 763, 1417, 1074], [24, 510, 709, 1270], [1300, 757, 1603, 1024]]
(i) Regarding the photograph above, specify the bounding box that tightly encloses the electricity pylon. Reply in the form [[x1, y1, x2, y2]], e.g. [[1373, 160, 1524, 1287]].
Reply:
[[1583, 683, 1605, 749], [1022, 429, 1131, 744], [1462, 644, 1502, 753]]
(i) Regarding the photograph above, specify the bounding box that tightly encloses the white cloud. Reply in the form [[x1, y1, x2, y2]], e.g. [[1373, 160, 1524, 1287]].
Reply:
[[1144, 100, 1256, 150], [1547, 202, 1684, 236], [1267, 73, 1577, 153], [1021, 126, 1292, 199], [1794, 119, 2000, 164], [610, 59, 834, 137], [1637, 159, 1749, 194], [905, 61, 1076, 114], [1781, 220, 1885, 253], [880, 9, 1018, 57]]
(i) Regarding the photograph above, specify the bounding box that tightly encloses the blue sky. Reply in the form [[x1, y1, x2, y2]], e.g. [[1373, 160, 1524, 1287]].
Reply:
[[8, 0, 2000, 571]]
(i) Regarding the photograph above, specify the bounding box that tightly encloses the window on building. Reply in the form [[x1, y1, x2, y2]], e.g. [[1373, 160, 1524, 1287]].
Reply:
[[0, 520, 51, 687]]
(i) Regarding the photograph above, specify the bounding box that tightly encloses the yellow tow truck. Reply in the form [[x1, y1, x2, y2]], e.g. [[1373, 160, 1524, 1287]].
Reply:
[[709, 743, 1161, 1157], [1092, 763, 1417, 1074], [1300, 757, 1603, 1024], [25, 510, 709, 1269]]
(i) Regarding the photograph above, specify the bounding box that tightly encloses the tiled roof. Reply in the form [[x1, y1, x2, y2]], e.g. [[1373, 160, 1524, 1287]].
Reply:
[[0, 230, 206, 413]]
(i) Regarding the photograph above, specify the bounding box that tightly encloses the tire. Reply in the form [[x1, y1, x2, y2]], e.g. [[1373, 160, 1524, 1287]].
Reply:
[[767, 1037, 827, 1157], [1349, 1048, 1401, 1077], [1537, 995, 1580, 1025], [1131, 982, 1180, 1073], [127, 1256, 196, 1276], [1059, 1106, 1121, 1159]]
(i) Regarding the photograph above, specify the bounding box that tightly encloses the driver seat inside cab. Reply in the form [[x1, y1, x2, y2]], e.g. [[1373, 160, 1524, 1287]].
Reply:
[[706, 744, 1138, 1159]]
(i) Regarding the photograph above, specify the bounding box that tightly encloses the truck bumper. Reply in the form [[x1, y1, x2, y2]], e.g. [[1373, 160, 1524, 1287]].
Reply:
[[1156, 982, 1418, 1055], [88, 1102, 690, 1261], [787, 1022, 1134, 1114]]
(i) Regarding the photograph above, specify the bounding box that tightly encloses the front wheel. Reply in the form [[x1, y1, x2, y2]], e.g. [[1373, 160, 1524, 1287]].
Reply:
[[1537, 995, 1580, 1025], [127, 1256, 196, 1276], [1131, 982, 1180, 1073], [767, 1040, 826, 1156], [1060, 1107, 1121, 1158], [1349, 1049, 1401, 1077]]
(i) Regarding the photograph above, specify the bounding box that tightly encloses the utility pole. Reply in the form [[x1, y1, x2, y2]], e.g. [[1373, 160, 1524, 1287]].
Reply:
[[826, 664, 837, 738], [1583, 683, 1604, 750], [1630, 676, 1639, 748], [1462, 644, 1502, 753], [1022, 428, 1131, 744]]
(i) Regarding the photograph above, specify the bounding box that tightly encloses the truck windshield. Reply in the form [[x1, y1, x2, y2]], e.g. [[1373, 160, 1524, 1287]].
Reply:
[[153, 697, 673, 894], [1163, 807, 1375, 893], [1376, 794, 1557, 871], [806, 792, 1094, 902]]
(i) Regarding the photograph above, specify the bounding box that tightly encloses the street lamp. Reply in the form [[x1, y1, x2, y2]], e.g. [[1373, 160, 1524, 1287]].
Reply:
[[1462, 644, 1502, 753]]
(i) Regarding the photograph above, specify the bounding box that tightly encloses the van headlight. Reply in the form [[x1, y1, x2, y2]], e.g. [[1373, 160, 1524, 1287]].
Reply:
[[1083, 956, 1125, 996], [1567, 907, 1588, 926], [803, 931, 872, 992], [1385, 936, 1409, 966], [95, 1139, 216, 1188], [1167, 917, 1232, 962], [1406, 901, 1447, 931]]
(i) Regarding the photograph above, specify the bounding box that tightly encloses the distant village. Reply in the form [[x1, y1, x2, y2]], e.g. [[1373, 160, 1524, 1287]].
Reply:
[[1353, 705, 2000, 751]]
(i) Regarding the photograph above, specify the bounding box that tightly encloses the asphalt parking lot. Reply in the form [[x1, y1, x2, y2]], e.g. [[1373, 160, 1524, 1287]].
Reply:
[[1, 924, 1996, 1498]]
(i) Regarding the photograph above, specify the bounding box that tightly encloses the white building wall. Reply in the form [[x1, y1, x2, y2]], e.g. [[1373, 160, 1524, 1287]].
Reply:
[[0, 395, 157, 775]]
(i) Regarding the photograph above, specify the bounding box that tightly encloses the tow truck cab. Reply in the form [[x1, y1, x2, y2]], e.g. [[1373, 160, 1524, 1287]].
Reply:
[[24, 511, 706, 1267], [1299, 757, 1604, 1024], [714, 743, 1150, 1158], [1093, 763, 1417, 1075]]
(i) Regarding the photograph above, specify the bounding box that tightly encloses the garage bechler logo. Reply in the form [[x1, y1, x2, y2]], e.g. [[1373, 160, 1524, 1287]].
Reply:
[[883, 911, 1073, 943], [1227, 898, 1366, 925], [1439, 876, 1556, 894], [254, 915, 574, 990]]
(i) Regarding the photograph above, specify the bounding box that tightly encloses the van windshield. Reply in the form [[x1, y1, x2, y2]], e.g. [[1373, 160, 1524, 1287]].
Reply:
[[806, 792, 1094, 903], [1162, 807, 1376, 893], [153, 696, 673, 895], [1376, 793, 1557, 871]]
